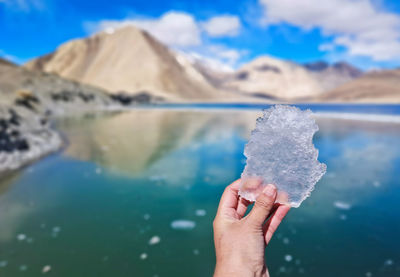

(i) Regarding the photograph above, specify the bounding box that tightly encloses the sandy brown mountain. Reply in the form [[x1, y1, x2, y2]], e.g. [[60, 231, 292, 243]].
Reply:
[[319, 69, 400, 103], [218, 56, 324, 100], [25, 26, 223, 101]]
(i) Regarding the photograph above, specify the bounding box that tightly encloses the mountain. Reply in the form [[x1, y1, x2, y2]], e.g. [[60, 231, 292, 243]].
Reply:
[[0, 58, 16, 67], [218, 56, 323, 100], [25, 26, 222, 101], [304, 61, 363, 91], [318, 69, 400, 102]]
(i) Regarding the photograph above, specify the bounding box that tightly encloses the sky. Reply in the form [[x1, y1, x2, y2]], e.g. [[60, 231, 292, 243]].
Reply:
[[1, 0, 400, 71]]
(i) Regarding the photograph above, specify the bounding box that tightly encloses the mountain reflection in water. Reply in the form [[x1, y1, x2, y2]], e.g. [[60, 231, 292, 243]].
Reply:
[[0, 108, 399, 277]]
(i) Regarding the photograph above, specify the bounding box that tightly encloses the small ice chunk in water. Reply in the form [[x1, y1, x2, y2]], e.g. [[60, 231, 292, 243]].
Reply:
[[42, 265, 51, 273], [19, 265, 28, 271], [140, 253, 148, 260], [283, 237, 290, 245], [384, 259, 393, 266], [17, 234, 26, 241], [0, 260, 7, 267], [334, 201, 351, 210], [170, 220, 196, 230], [143, 214, 151, 220], [52, 226, 61, 233], [239, 105, 326, 207], [284, 255, 293, 262], [195, 209, 206, 216], [148, 236, 160, 245]]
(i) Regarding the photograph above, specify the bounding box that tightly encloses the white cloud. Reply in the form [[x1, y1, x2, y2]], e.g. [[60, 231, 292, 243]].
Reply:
[[202, 15, 241, 37], [87, 12, 201, 47], [85, 11, 247, 70], [259, 0, 400, 61]]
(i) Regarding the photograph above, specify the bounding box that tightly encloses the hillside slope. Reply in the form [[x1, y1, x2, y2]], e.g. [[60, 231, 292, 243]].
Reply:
[[25, 26, 222, 101], [318, 69, 400, 102]]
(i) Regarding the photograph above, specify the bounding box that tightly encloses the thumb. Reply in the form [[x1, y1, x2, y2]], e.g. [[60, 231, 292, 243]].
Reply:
[[247, 184, 277, 226]]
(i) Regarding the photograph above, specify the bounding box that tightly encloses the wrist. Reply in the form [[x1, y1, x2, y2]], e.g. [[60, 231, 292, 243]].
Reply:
[[214, 260, 268, 277]]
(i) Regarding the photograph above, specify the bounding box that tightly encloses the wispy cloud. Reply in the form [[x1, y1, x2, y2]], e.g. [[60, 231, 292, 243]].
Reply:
[[259, 0, 400, 62], [0, 49, 23, 64], [0, 0, 46, 12]]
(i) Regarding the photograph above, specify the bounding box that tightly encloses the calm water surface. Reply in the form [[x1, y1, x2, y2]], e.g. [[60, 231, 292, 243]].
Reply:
[[0, 107, 400, 277]]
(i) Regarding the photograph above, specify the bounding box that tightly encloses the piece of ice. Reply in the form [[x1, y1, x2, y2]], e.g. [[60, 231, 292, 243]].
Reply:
[[19, 265, 28, 271], [195, 209, 206, 216], [333, 201, 351, 210], [42, 265, 51, 273], [148, 236, 160, 245], [170, 220, 196, 230], [284, 255, 293, 262], [140, 253, 148, 260], [283, 237, 290, 245], [52, 226, 61, 233], [239, 105, 326, 207], [0, 260, 7, 267], [17, 234, 26, 241]]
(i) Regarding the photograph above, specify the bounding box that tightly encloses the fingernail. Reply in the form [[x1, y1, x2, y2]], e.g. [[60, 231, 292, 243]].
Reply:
[[263, 184, 276, 197]]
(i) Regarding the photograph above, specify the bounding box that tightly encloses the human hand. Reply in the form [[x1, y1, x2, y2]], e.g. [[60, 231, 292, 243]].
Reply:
[[213, 179, 290, 277]]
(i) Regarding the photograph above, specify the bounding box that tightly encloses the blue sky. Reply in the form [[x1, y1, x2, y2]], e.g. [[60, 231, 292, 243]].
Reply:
[[1, 0, 400, 70]]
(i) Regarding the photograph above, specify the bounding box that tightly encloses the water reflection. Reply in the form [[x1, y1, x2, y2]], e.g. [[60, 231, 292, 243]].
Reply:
[[0, 109, 399, 277], [59, 110, 259, 183]]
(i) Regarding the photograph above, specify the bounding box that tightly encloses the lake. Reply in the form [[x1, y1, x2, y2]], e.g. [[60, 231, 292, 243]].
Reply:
[[0, 105, 400, 277]]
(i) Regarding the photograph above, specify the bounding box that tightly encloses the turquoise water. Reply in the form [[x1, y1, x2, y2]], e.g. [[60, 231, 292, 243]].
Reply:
[[0, 107, 400, 276]]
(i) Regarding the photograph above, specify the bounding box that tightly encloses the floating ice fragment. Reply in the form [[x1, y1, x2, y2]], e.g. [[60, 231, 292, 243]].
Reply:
[[0, 260, 7, 267], [148, 236, 160, 245], [52, 226, 61, 233], [170, 220, 196, 230], [19, 265, 28, 271], [384, 259, 393, 266], [42, 265, 51, 273], [17, 234, 27, 241], [365, 272, 372, 277], [282, 237, 290, 245], [334, 201, 351, 210], [284, 255, 293, 262], [140, 253, 148, 260], [143, 214, 151, 220], [195, 209, 206, 216], [193, 249, 200, 255], [239, 105, 326, 207]]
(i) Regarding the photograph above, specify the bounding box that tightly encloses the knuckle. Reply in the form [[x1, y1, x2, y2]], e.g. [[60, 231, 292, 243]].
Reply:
[[255, 194, 274, 209]]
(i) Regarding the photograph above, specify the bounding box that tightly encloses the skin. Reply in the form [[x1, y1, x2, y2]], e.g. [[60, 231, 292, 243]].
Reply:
[[213, 179, 291, 277]]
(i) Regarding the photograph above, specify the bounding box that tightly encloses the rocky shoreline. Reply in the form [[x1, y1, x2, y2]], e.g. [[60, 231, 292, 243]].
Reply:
[[0, 59, 159, 176]]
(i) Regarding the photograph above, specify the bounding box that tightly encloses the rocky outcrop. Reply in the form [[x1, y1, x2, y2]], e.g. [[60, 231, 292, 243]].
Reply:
[[0, 59, 129, 175], [0, 106, 62, 175]]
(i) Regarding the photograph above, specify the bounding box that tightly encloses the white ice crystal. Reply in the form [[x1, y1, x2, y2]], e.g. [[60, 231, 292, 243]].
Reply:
[[239, 105, 326, 207]]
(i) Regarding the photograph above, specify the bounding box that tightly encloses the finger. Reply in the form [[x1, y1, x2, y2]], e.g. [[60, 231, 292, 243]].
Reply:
[[236, 197, 251, 218], [216, 179, 241, 216], [247, 184, 277, 226], [264, 204, 290, 244]]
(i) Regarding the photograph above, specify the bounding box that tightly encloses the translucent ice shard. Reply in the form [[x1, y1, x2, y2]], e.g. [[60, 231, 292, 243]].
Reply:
[[239, 105, 326, 207]]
